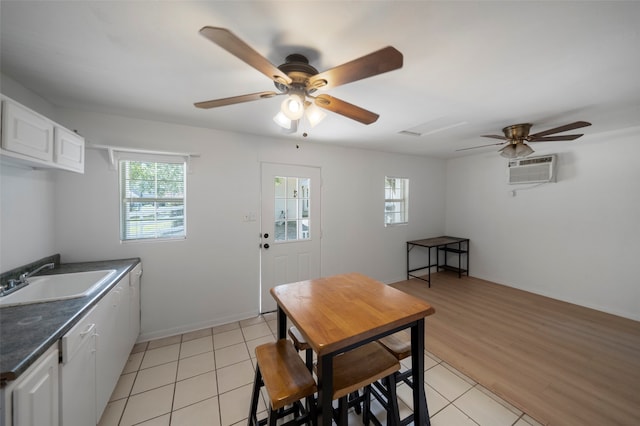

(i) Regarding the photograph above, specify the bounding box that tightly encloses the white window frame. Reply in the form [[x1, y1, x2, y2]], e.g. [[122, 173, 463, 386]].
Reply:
[[384, 176, 409, 226], [118, 152, 187, 242]]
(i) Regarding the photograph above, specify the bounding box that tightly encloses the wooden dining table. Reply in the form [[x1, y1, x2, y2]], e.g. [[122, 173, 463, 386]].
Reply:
[[270, 272, 436, 426]]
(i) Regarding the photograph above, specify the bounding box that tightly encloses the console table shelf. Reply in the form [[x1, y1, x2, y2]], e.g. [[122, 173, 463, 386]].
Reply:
[[406, 236, 469, 287]]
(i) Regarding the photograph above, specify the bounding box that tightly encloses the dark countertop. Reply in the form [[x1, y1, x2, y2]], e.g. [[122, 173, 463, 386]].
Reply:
[[0, 258, 140, 385]]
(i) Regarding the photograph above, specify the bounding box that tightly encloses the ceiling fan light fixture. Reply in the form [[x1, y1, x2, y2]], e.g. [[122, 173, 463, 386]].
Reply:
[[281, 93, 305, 120], [273, 111, 292, 129], [500, 142, 535, 159], [499, 144, 517, 159], [515, 142, 534, 157], [304, 103, 327, 128]]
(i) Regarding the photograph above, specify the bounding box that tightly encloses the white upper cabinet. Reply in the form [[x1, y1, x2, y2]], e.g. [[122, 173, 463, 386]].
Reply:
[[54, 126, 84, 173], [1, 100, 54, 162], [1, 95, 84, 173]]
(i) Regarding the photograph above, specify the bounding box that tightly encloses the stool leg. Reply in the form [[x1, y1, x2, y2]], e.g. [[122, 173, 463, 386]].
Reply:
[[248, 366, 263, 426], [305, 349, 313, 371], [337, 396, 348, 425], [384, 375, 400, 426], [267, 407, 278, 426], [349, 390, 362, 414], [306, 393, 318, 426], [362, 386, 372, 426]]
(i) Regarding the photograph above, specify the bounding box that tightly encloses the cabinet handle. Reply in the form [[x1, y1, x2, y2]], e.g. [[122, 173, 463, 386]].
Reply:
[[80, 323, 96, 337]]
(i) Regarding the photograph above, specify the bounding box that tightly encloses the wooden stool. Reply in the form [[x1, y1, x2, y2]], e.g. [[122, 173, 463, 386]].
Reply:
[[376, 331, 430, 426], [289, 326, 313, 370], [379, 331, 413, 386], [248, 339, 317, 426], [316, 341, 401, 426]]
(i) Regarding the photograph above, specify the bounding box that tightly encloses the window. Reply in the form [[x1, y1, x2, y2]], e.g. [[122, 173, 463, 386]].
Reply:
[[120, 159, 186, 241], [274, 176, 311, 242], [384, 177, 409, 226]]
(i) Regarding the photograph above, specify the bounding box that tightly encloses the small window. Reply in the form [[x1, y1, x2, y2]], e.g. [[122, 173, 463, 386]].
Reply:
[[119, 159, 186, 241], [274, 176, 311, 242], [384, 177, 409, 226]]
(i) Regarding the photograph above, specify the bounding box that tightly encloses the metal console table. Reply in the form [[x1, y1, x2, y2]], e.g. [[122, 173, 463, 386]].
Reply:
[[407, 236, 469, 287]]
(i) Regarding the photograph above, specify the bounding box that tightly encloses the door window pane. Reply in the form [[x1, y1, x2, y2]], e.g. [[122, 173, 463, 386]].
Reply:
[[274, 175, 311, 242]]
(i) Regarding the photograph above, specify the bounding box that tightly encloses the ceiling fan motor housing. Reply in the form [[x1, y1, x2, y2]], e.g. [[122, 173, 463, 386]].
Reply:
[[275, 54, 320, 93], [503, 123, 532, 141]]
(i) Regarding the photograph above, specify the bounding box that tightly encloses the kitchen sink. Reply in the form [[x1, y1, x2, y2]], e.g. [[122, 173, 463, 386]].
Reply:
[[0, 269, 117, 307]]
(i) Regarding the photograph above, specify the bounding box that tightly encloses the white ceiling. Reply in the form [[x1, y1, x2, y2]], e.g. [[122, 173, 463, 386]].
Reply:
[[1, 1, 639, 159]]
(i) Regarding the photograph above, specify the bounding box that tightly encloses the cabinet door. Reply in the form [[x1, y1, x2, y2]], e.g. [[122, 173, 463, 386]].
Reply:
[[12, 347, 59, 426], [129, 263, 142, 347], [1, 101, 53, 162], [94, 281, 130, 421], [54, 127, 84, 173], [59, 307, 97, 426]]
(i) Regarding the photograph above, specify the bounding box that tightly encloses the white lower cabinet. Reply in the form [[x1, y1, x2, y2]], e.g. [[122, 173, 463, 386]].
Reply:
[[59, 305, 97, 426], [1, 345, 59, 426], [93, 277, 130, 421], [128, 263, 142, 348], [1, 263, 141, 426]]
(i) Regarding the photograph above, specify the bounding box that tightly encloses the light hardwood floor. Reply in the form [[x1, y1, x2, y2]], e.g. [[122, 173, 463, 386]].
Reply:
[[391, 272, 640, 426]]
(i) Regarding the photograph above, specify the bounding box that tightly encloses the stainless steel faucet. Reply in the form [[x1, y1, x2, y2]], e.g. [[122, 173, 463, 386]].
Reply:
[[18, 262, 56, 284], [0, 262, 56, 297]]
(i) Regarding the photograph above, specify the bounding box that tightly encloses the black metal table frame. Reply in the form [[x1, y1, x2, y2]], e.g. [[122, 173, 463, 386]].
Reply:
[[276, 308, 430, 426], [407, 236, 469, 287]]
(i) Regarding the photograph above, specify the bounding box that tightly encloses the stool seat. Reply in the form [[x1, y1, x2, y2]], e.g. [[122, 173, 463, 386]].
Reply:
[[315, 342, 401, 425], [378, 331, 411, 360], [288, 326, 311, 351], [289, 325, 314, 371], [375, 332, 431, 426], [331, 341, 400, 399], [249, 339, 317, 426], [256, 340, 317, 411]]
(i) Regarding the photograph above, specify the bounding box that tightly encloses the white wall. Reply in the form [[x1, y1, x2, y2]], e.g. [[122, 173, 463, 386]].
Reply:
[[0, 75, 58, 271], [49, 107, 445, 340], [445, 130, 640, 321], [0, 165, 56, 271], [6, 74, 635, 336], [0, 83, 446, 340]]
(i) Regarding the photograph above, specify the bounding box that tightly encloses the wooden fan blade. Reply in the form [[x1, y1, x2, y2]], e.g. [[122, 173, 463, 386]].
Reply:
[[194, 91, 280, 109], [307, 46, 403, 90], [529, 134, 583, 142], [314, 94, 379, 124], [456, 142, 506, 152], [529, 121, 591, 138], [481, 134, 508, 140], [199, 27, 292, 86]]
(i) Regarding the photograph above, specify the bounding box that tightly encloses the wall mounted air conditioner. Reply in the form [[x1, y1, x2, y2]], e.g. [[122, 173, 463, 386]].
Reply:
[[507, 154, 556, 185]]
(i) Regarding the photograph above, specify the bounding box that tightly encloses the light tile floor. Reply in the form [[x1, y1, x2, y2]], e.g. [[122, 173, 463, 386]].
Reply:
[[98, 313, 544, 426]]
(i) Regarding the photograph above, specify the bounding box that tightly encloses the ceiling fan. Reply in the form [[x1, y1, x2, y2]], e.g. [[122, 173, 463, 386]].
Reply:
[[194, 27, 403, 130], [458, 121, 592, 158]]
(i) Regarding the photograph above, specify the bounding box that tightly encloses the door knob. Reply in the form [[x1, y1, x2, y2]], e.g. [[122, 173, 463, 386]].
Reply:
[[263, 243, 270, 249], [263, 233, 269, 238]]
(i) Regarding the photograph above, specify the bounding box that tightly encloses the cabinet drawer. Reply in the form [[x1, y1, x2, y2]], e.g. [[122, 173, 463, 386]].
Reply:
[[60, 305, 97, 364]]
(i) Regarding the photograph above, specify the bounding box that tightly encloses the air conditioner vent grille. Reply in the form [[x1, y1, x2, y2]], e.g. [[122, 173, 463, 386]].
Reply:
[[519, 156, 553, 166], [507, 154, 556, 185]]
